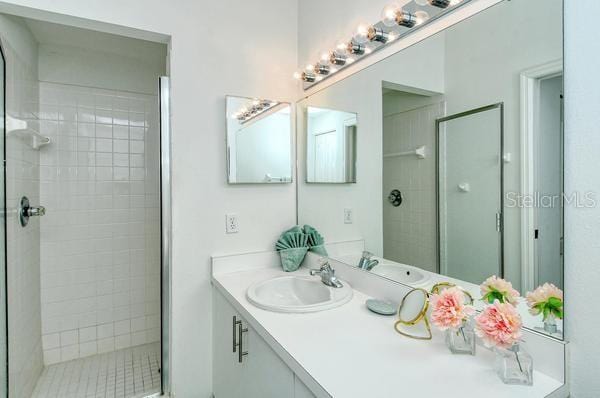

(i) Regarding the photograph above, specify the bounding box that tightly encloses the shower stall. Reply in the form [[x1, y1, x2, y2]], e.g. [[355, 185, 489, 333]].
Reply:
[[0, 14, 169, 398]]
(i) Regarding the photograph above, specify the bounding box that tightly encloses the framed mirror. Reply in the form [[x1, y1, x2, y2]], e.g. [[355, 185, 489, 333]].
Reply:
[[297, 0, 564, 339], [226, 95, 292, 184]]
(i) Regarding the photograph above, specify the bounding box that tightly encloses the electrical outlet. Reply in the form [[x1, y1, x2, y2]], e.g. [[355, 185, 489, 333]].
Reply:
[[226, 213, 239, 233], [344, 208, 353, 224]]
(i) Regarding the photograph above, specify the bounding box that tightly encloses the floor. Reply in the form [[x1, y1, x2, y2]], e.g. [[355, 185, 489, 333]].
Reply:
[[31, 342, 161, 398]]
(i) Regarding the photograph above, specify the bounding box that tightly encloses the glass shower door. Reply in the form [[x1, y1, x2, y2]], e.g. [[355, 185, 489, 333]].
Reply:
[[437, 104, 504, 285], [0, 41, 7, 398]]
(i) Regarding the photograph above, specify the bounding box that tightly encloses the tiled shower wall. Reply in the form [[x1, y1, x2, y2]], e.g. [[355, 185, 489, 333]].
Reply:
[[382, 101, 444, 272], [38, 82, 160, 365], [1, 19, 44, 398]]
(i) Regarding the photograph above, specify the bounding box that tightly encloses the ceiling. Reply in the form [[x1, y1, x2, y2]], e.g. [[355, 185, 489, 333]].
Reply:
[[24, 17, 167, 63]]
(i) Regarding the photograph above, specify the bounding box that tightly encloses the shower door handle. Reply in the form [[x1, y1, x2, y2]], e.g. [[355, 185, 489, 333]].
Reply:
[[19, 196, 46, 227]]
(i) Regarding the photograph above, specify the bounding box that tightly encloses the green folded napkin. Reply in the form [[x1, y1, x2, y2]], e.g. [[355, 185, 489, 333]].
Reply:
[[276, 225, 310, 271], [279, 247, 309, 272], [303, 224, 328, 256]]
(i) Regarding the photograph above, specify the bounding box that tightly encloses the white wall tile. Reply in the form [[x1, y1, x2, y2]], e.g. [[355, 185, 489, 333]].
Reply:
[[59, 330, 79, 347], [39, 83, 160, 366]]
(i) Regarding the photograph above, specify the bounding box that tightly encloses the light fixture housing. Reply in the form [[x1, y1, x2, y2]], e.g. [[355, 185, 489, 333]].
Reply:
[[367, 26, 390, 43], [396, 11, 417, 28], [346, 41, 366, 55], [301, 71, 316, 82], [428, 0, 451, 8], [329, 52, 347, 66], [234, 99, 280, 123], [314, 63, 330, 75]]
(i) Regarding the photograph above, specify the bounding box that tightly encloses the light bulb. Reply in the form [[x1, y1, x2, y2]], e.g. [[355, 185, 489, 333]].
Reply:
[[320, 52, 330, 62], [381, 2, 401, 27], [337, 42, 348, 51], [306, 64, 315, 71], [293, 71, 301, 80], [415, 11, 430, 25], [354, 23, 370, 44], [252, 99, 260, 106]]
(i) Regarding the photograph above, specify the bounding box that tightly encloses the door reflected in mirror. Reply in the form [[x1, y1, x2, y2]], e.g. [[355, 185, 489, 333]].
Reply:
[[226, 95, 292, 184], [306, 106, 357, 183]]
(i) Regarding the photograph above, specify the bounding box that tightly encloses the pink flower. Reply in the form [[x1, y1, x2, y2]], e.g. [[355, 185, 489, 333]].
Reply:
[[480, 275, 520, 306], [475, 301, 523, 349], [526, 283, 564, 320], [430, 287, 475, 331]]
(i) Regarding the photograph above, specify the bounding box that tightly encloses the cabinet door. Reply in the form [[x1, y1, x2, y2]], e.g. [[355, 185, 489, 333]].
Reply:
[[213, 290, 244, 398], [242, 324, 295, 398]]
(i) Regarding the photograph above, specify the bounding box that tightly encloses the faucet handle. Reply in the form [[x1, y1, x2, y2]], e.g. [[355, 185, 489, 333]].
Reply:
[[318, 257, 333, 270]]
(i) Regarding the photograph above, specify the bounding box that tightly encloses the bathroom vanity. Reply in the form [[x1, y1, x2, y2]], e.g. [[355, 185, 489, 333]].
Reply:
[[211, 251, 567, 398]]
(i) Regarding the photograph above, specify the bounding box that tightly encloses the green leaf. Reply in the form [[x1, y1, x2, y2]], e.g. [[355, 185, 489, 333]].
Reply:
[[547, 297, 563, 308]]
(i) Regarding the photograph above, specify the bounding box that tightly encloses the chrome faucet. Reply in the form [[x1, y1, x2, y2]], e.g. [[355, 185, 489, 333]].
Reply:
[[358, 251, 379, 271], [310, 258, 343, 288]]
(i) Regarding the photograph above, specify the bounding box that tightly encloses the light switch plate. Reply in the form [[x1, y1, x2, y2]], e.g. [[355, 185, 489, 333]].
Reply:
[[226, 214, 239, 233], [344, 208, 353, 224]]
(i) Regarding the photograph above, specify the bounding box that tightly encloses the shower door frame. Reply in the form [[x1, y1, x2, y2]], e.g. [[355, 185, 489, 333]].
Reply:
[[435, 102, 505, 279], [0, 37, 7, 398], [159, 76, 172, 397]]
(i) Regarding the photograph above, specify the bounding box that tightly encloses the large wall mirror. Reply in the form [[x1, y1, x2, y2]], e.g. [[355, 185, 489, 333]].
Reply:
[[297, 0, 564, 339], [226, 95, 293, 184]]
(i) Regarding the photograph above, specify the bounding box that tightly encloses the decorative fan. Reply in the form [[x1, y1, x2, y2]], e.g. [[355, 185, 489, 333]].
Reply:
[[303, 224, 328, 256], [275, 226, 309, 272]]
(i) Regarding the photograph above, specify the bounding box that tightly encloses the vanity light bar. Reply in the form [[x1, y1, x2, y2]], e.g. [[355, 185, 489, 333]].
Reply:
[[293, 0, 467, 86], [231, 99, 280, 123]]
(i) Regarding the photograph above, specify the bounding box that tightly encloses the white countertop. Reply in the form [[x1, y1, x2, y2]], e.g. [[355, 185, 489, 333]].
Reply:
[[212, 263, 564, 398]]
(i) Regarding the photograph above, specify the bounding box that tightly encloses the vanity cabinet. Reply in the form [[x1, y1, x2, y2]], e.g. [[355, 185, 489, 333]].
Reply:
[[213, 290, 315, 398]]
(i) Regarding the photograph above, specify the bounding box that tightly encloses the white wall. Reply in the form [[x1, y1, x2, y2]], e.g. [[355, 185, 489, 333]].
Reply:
[[564, 0, 600, 396], [0, 1, 299, 397], [0, 14, 44, 398]]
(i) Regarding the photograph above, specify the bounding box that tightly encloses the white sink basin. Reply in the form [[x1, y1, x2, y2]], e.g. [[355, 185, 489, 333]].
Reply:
[[247, 276, 353, 313], [371, 264, 430, 286]]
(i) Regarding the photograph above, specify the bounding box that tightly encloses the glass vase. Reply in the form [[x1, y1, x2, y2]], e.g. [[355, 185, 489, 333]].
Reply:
[[444, 320, 476, 355], [494, 344, 533, 386], [543, 314, 558, 335]]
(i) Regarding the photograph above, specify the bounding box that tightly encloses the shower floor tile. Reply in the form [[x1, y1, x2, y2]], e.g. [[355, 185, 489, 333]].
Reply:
[[31, 342, 161, 398]]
